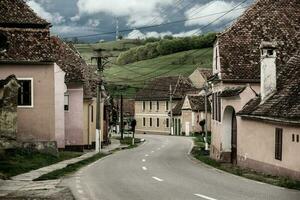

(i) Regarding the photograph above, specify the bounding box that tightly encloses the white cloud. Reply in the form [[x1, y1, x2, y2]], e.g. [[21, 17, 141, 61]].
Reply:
[[70, 14, 80, 22], [126, 29, 200, 39], [76, 0, 174, 27], [51, 25, 97, 36], [27, 0, 65, 24], [173, 29, 201, 37], [185, 1, 246, 27], [87, 19, 101, 27]]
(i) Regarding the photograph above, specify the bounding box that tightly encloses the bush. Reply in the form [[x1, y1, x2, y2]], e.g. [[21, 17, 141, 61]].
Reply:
[[116, 32, 217, 65]]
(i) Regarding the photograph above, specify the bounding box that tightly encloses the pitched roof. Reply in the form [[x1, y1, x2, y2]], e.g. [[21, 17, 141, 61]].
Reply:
[[135, 76, 198, 101], [217, 0, 300, 81], [51, 36, 87, 84], [0, 0, 50, 28], [187, 96, 211, 112], [219, 87, 246, 98], [172, 99, 184, 116], [196, 68, 213, 80], [238, 54, 300, 124], [0, 28, 53, 63]]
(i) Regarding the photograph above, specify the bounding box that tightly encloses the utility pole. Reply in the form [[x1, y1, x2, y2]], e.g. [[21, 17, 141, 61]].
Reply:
[[120, 94, 124, 140], [169, 85, 173, 135], [204, 82, 209, 151], [92, 48, 107, 153], [115, 17, 119, 41]]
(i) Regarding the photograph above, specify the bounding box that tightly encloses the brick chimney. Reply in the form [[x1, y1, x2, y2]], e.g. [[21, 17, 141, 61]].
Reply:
[[260, 41, 277, 101]]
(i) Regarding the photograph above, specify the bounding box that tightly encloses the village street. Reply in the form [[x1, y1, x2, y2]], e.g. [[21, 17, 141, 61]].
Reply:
[[63, 135, 300, 200]]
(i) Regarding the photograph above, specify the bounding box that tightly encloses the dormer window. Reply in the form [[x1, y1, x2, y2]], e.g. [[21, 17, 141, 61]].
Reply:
[[267, 49, 274, 56], [0, 33, 8, 53]]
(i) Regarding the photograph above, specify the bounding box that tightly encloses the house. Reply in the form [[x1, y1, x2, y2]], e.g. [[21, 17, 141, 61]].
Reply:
[[173, 95, 211, 136], [135, 76, 197, 135], [0, 0, 66, 149], [189, 68, 212, 89], [209, 0, 300, 178]]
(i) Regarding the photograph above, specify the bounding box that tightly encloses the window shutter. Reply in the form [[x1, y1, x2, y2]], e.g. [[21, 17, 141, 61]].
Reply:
[[275, 128, 283, 161]]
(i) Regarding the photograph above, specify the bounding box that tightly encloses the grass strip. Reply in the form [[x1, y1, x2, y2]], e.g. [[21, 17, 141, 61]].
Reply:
[[34, 153, 107, 181], [0, 150, 82, 179], [192, 136, 300, 190]]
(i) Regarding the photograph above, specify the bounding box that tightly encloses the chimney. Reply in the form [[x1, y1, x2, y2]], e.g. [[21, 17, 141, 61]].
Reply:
[[260, 41, 277, 101]]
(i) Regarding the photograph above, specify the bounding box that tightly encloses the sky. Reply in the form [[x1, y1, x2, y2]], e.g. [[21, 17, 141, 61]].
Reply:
[[26, 0, 254, 42]]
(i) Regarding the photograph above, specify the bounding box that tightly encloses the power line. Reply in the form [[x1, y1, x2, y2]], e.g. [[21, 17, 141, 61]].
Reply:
[[63, 6, 248, 39]]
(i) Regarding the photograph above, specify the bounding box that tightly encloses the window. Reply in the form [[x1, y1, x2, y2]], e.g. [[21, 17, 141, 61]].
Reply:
[[150, 101, 152, 110], [91, 105, 94, 122], [212, 93, 215, 120], [297, 135, 299, 143], [142, 101, 146, 111], [157, 118, 160, 127], [275, 128, 283, 161], [292, 134, 295, 142], [64, 94, 69, 111], [157, 101, 159, 111], [143, 118, 146, 127], [166, 101, 169, 110], [0, 33, 8, 53], [150, 118, 152, 127], [166, 118, 169, 128], [18, 79, 33, 107]]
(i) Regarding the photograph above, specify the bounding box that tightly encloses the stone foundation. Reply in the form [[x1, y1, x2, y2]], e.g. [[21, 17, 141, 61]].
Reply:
[[22, 141, 58, 157]]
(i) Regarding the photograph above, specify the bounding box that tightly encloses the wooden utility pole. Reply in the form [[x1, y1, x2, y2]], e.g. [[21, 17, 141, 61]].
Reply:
[[204, 82, 209, 151], [169, 85, 173, 135], [120, 94, 124, 140]]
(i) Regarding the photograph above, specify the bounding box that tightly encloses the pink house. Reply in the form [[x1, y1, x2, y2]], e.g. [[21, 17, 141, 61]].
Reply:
[[0, 0, 65, 148], [209, 0, 300, 179]]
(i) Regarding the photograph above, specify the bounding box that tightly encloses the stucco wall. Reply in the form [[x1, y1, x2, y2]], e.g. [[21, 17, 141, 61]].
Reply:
[[83, 98, 97, 147], [54, 64, 65, 148], [65, 84, 84, 146], [210, 83, 260, 160], [0, 64, 56, 142], [135, 100, 177, 135], [238, 119, 300, 180]]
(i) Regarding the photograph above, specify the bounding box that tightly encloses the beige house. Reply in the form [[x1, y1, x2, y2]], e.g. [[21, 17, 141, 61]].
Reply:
[[209, 0, 300, 179], [135, 76, 196, 135], [173, 95, 211, 136]]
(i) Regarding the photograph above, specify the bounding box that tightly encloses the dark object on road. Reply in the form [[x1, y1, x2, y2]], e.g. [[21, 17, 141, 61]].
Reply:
[[144, 132, 147, 134]]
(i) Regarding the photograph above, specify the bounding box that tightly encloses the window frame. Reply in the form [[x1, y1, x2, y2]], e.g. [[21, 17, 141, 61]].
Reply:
[[157, 118, 160, 127], [17, 78, 34, 108], [157, 101, 159, 111], [91, 105, 94, 122], [166, 118, 169, 128], [64, 94, 70, 111], [142, 101, 146, 111], [166, 101, 169, 111], [150, 118, 153, 127], [143, 117, 146, 127], [149, 101, 152, 111]]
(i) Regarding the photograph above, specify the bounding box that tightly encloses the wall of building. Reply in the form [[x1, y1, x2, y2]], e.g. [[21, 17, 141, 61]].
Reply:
[[238, 119, 300, 180], [65, 83, 84, 149], [210, 83, 260, 161], [54, 64, 65, 149], [83, 98, 96, 148], [181, 110, 211, 136], [135, 100, 177, 135], [188, 70, 206, 89], [0, 64, 57, 143]]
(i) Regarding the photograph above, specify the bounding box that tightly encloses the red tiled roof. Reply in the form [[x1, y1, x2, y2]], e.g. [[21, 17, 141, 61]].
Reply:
[[217, 0, 300, 81], [0, 0, 50, 28]]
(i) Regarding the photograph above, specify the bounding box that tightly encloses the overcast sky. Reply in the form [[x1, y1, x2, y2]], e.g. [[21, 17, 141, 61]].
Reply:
[[26, 0, 254, 42]]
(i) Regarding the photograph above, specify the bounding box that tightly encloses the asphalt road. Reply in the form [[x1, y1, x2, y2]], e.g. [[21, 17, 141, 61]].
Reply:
[[63, 134, 300, 200]]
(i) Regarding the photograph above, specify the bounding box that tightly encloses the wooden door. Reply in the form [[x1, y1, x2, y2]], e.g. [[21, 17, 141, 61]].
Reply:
[[231, 110, 237, 164]]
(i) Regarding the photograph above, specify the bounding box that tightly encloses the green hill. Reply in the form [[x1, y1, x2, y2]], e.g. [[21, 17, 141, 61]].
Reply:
[[75, 39, 144, 64], [104, 48, 213, 98]]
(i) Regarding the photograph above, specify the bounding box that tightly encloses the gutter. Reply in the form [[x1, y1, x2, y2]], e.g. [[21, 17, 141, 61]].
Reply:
[[238, 114, 300, 126]]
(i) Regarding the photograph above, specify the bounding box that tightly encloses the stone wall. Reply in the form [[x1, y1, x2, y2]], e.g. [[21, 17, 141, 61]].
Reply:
[[0, 75, 20, 150]]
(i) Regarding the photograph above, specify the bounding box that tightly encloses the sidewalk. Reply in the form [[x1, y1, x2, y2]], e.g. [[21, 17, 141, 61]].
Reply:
[[0, 138, 123, 199]]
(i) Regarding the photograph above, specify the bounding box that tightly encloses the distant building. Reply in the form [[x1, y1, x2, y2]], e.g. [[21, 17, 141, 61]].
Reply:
[[209, 0, 300, 179], [135, 76, 197, 135]]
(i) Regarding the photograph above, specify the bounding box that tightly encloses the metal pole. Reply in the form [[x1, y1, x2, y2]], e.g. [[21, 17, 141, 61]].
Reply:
[[96, 84, 101, 152], [204, 82, 209, 151], [169, 85, 173, 135]]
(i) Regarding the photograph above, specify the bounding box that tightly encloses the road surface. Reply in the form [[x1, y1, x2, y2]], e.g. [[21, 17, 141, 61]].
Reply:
[[63, 134, 300, 200]]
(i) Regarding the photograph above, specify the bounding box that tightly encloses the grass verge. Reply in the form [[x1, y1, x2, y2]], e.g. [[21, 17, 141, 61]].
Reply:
[[0, 149, 82, 179], [191, 136, 300, 190], [117, 136, 142, 149], [34, 153, 107, 181]]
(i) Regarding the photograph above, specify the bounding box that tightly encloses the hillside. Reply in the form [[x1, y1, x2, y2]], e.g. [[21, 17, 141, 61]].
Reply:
[[104, 48, 213, 98], [75, 39, 144, 64]]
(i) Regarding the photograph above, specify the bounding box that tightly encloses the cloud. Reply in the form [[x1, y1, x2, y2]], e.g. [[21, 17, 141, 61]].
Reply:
[[27, 0, 65, 24], [126, 29, 200, 39], [76, 0, 174, 27], [184, 0, 246, 27], [70, 14, 80, 22]]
